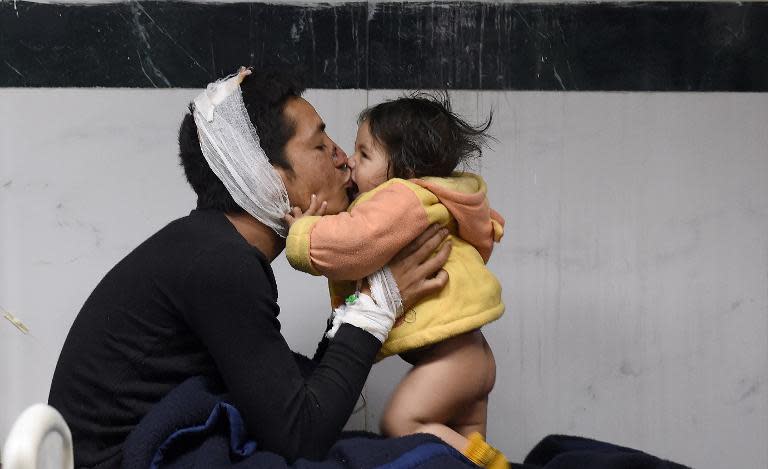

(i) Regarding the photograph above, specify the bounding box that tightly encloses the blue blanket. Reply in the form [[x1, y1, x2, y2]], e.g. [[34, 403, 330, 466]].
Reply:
[[122, 376, 474, 469], [122, 376, 690, 469]]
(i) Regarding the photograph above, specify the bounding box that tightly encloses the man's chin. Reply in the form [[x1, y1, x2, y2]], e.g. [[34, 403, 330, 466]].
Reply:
[[346, 183, 360, 202]]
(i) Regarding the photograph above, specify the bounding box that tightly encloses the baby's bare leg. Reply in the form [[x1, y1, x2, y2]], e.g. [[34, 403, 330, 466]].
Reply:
[[450, 395, 488, 437], [451, 334, 495, 437], [380, 330, 496, 451]]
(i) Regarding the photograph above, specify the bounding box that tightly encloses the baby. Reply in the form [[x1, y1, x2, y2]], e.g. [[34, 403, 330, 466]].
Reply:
[[285, 93, 508, 469]]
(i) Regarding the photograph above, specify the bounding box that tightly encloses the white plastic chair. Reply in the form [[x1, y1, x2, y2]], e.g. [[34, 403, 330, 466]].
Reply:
[[2, 404, 74, 469]]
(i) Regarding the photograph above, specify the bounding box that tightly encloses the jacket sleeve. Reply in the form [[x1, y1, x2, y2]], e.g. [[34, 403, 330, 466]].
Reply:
[[286, 181, 444, 281]]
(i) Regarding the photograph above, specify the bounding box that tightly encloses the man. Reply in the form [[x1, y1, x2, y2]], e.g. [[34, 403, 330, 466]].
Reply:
[[48, 67, 450, 468]]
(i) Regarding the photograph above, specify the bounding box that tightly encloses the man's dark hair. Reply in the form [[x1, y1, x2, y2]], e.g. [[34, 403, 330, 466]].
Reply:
[[358, 91, 493, 180], [178, 67, 305, 212]]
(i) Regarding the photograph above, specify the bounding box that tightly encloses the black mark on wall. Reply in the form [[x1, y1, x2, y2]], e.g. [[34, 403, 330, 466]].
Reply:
[[1, 1, 766, 90]]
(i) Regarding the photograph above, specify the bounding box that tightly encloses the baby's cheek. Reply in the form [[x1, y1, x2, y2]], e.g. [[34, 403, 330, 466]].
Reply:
[[373, 173, 389, 186]]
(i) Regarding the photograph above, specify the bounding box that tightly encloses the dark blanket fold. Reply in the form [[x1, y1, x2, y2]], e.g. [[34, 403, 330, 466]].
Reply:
[[122, 376, 475, 469], [123, 376, 691, 469], [523, 435, 691, 469]]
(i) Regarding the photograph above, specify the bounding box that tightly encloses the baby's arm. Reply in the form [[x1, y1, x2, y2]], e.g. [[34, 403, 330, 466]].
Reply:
[[286, 181, 438, 281]]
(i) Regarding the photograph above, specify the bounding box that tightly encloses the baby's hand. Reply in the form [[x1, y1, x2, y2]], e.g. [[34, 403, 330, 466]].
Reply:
[[284, 194, 327, 227]]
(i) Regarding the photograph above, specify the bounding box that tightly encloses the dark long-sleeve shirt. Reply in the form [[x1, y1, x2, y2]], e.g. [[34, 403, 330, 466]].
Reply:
[[48, 209, 381, 468]]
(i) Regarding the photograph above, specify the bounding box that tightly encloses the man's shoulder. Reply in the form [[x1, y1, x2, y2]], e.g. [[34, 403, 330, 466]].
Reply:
[[140, 210, 252, 257], [174, 215, 274, 292], [103, 210, 260, 287]]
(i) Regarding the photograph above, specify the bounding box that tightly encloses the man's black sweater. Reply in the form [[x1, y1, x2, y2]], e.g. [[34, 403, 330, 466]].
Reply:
[[48, 209, 381, 468]]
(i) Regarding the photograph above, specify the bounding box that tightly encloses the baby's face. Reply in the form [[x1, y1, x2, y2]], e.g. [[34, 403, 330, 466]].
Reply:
[[349, 120, 390, 197]]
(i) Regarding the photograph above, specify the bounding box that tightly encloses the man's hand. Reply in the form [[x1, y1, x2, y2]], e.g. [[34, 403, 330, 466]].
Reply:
[[387, 224, 451, 311], [284, 194, 327, 228]]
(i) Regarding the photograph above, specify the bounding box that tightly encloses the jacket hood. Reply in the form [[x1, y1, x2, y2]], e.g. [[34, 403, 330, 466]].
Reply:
[[413, 172, 504, 262]]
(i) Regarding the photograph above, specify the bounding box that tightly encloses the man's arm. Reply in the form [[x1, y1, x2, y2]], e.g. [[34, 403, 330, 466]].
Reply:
[[182, 247, 379, 461], [182, 224, 451, 462]]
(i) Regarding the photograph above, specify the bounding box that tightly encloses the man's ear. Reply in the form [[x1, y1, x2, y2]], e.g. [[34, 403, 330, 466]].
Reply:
[[274, 164, 293, 182]]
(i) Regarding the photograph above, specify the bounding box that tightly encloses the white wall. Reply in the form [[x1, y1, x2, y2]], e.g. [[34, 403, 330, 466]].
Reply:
[[1, 88, 766, 468]]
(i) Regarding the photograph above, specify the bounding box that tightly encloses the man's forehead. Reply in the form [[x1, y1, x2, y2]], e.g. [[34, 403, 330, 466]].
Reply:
[[286, 97, 325, 137]]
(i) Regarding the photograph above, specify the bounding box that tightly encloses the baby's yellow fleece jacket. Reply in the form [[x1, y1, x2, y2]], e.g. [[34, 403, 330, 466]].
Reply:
[[286, 172, 505, 359]]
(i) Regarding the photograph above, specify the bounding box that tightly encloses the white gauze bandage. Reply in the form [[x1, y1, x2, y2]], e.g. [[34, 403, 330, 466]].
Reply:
[[326, 293, 395, 343], [326, 267, 404, 343], [368, 267, 404, 318], [193, 70, 291, 237]]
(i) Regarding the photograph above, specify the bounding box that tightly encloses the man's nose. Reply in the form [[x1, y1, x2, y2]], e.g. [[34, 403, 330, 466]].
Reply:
[[332, 146, 349, 170]]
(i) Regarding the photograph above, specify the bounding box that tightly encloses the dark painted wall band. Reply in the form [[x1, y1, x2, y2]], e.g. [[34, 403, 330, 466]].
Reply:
[[1, 1, 766, 91]]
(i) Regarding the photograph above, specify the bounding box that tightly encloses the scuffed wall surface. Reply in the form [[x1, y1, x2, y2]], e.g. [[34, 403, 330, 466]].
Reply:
[[2, 1, 767, 468], [2, 88, 766, 468]]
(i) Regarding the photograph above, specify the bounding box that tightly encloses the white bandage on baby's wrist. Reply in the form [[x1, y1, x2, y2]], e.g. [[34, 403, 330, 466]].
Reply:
[[325, 293, 395, 343]]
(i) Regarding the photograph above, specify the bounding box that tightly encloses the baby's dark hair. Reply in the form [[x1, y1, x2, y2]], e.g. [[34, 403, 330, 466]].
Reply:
[[358, 92, 492, 179]]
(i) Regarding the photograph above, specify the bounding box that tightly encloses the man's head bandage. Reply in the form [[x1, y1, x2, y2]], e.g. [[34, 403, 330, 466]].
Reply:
[[193, 68, 291, 237]]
